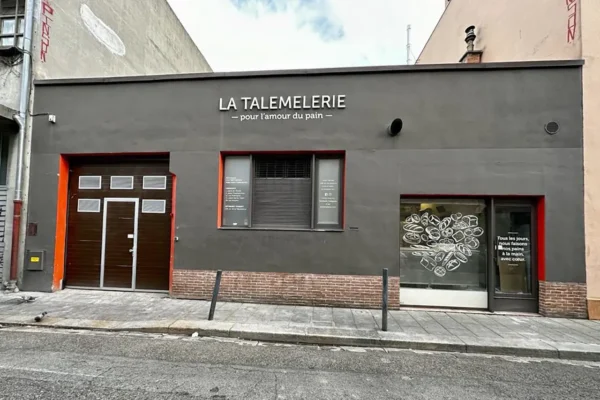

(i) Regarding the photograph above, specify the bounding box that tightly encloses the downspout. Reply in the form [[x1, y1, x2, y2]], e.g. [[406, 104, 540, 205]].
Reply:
[[8, 0, 35, 288]]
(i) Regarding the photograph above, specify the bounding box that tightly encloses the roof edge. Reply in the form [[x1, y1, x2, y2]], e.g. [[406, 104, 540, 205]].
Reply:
[[34, 59, 585, 87]]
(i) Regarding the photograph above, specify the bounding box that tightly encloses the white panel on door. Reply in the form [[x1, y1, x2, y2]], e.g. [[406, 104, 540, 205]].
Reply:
[[141, 199, 166, 214], [143, 176, 167, 190], [79, 176, 102, 189], [110, 176, 134, 190], [77, 199, 101, 213]]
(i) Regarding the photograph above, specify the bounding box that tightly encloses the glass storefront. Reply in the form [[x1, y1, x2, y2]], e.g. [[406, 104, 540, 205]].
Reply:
[[400, 199, 488, 292], [400, 197, 538, 312]]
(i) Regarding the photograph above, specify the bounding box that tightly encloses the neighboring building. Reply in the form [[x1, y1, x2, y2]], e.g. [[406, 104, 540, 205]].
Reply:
[[25, 60, 585, 317], [419, 0, 598, 319], [0, 0, 211, 289]]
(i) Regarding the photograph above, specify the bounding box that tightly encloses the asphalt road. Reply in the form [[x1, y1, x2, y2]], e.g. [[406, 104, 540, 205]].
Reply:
[[0, 327, 598, 399]]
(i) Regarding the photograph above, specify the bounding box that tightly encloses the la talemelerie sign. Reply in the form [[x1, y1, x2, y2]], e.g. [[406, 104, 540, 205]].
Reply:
[[219, 95, 346, 122]]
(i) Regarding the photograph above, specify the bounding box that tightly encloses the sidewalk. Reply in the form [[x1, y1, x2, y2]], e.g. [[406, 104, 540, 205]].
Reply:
[[1, 289, 600, 361]]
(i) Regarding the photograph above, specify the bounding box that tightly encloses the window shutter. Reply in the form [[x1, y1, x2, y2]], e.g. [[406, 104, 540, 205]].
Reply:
[[252, 156, 312, 228]]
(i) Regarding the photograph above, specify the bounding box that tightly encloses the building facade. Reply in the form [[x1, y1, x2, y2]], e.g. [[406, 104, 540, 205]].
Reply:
[[25, 61, 585, 317], [0, 0, 211, 288], [419, 0, 599, 319]]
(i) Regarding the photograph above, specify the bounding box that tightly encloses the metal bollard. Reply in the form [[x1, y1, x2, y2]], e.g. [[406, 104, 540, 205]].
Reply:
[[382, 268, 388, 332], [208, 270, 222, 321]]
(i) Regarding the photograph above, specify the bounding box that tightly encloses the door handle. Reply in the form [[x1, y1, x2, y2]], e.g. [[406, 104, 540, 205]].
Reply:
[[129, 248, 134, 253]]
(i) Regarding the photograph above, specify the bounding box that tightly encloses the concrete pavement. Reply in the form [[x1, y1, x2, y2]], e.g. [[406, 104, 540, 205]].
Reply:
[[1, 289, 600, 361]]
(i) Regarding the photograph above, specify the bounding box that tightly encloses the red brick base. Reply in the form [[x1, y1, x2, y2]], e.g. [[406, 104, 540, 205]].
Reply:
[[539, 281, 588, 319], [172, 270, 400, 309]]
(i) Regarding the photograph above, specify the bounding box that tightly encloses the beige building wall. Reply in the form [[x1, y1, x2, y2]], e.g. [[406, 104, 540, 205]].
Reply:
[[32, 0, 212, 78], [581, 0, 600, 317], [419, 0, 600, 318], [419, 0, 581, 64]]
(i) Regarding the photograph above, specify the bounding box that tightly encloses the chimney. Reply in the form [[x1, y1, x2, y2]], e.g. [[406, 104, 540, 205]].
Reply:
[[459, 25, 483, 63]]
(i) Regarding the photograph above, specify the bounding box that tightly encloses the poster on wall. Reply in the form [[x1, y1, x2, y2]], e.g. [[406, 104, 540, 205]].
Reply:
[[222, 156, 251, 227]]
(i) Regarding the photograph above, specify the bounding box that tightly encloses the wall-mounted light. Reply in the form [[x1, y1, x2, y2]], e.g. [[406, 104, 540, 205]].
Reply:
[[387, 118, 403, 137]]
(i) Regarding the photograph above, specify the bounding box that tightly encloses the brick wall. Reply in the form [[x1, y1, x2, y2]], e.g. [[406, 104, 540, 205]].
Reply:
[[539, 281, 588, 319], [172, 270, 400, 309]]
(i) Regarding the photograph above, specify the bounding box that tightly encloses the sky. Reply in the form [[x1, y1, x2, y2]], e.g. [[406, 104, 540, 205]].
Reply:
[[167, 0, 446, 72]]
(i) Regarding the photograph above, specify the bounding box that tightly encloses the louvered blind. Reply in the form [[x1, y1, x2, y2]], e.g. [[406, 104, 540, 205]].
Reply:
[[252, 156, 312, 228]]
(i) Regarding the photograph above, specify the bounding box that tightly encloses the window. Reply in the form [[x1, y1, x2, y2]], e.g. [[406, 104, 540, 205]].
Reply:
[[142, 199, 166, 214], [78, 176, 102, 190], [77, 199, 101, 213], [221, 153, 344, 230], [0, 133, 9, 186], [0, 1, 25, 48], [400, 198, 488, 291], [110, 176, 134, 190], [143, 176, 167, 190]]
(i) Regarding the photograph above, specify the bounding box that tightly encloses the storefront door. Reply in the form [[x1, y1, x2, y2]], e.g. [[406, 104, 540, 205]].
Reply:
[[489, 200, 538, 313], [100, 198, 139, 289]]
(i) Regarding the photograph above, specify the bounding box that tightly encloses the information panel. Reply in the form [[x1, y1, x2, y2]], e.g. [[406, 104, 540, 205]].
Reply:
[[222, 156, 251, 227], [316, 158, 341, 226]]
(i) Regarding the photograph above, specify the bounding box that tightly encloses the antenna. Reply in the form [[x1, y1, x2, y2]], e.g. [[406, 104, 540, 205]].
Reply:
[[406, 24, 411, 65]]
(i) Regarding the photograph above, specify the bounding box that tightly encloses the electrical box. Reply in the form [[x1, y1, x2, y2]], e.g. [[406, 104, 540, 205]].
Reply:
[[26, 251, 45, 271]]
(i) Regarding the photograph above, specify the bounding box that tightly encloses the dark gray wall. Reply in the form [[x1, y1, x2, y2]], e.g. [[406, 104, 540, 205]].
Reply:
[[24, 64, 584, 291]]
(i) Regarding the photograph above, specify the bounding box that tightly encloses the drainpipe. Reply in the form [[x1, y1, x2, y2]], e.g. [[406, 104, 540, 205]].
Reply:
[[8, 0, 35, 289]]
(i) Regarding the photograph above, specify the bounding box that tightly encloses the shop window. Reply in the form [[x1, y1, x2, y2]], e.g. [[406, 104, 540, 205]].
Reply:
[[400, 199, 488, 291], [142, 199, 166, 214], [77, 199, 101, 213], [78, 176, 102, 190], [110, 176, 134, 190], [0, 133, 9, 186], [221, 153, 343, 230], [143, 176, 167, 190], [0, 0, 25, 48]]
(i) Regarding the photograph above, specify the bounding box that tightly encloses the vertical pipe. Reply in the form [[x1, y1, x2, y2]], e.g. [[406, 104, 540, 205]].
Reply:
[[382, 268, 388, 331], [208, 270, 222, 321], [9, 0, 35, 286]]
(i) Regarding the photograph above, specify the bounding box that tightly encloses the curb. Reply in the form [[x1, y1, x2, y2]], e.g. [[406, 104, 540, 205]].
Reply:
[[1, 316, 600, 362]]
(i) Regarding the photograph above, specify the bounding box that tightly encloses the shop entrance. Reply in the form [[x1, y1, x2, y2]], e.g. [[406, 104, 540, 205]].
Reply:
[[399, 197, 538, 313], [64, 156, 172, 291]]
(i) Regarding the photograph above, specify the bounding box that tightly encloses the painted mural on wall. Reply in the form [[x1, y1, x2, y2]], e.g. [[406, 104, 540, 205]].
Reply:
[[402, 212, 484, 278]]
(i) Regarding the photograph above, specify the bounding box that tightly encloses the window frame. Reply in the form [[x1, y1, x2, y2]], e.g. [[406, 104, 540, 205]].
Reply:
[[220, 152, 345, 231], [0, 0, 25, 49]]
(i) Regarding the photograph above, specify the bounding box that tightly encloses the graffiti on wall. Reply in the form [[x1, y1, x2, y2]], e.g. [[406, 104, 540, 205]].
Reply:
[[566, 0, 578, 43], [40, 0, 54, 62], [402, 212, 484, 278], [80, 5, 126, 56]]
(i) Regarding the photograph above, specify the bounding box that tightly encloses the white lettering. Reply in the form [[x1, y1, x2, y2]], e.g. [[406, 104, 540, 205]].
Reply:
[[293, 96, 302, 109], [250, 97, 260, 110], [312, 95, 320, 109], [241, 97, 251, 110], [337, 94, 346, 109], [322, 95, 332, 108], [279, 96, 291, 109], [219, 97, 237, 111], [302, 96, 311, 109], [270, 96, 277, 110]]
